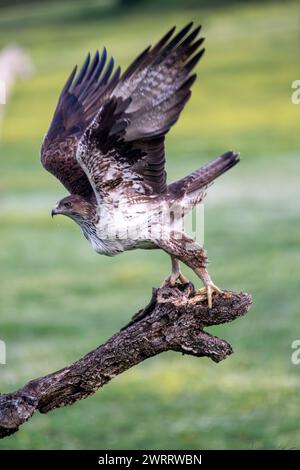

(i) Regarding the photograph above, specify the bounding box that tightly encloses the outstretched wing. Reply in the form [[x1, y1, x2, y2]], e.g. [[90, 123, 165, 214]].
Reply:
[[77, 23, 205, 202], [41, 49, 120, 199]]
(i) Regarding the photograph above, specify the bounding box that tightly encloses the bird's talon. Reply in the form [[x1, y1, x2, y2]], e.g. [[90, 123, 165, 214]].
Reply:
[[178, 273, 189, 284], [161, 272, 190, 288], [196, 283, 222, 309]]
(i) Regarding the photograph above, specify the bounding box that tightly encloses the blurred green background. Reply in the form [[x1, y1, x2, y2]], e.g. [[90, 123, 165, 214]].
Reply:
[[0, 0, 299, 450]]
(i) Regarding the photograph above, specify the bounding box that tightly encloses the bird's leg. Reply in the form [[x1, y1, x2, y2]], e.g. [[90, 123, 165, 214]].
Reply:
[[161, 255, 189, 287], [194, 266, 222, 309], [158, 231, 222, 309]]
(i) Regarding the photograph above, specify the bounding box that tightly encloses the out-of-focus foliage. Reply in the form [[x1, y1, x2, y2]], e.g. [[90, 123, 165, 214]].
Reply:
[[0, 0, 299, 450]]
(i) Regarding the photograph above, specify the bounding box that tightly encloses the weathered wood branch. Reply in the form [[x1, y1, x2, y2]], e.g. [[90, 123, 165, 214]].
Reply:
[[0, 284, 251, 439]]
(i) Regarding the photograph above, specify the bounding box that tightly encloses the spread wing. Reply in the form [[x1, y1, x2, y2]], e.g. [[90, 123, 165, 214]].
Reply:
[[77, 23, 205, 203], [41, 49, 120, 199]]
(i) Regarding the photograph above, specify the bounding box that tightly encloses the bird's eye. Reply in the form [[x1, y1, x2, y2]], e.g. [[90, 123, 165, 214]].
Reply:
[[64, 202, 71, 209]]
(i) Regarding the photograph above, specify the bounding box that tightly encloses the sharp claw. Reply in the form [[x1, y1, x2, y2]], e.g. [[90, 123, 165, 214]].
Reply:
[[214, 286, 222, 294], [161, 275, 175, 288], [162, 272, 191, 288], [197, 286, 207, 295], [179, 273, 189, 284], [196, 283, 222, 308], [207, 285, 212, 309]]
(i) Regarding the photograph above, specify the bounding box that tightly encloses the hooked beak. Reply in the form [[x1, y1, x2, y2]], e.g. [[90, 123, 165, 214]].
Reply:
[[51, 208, 59, 218]]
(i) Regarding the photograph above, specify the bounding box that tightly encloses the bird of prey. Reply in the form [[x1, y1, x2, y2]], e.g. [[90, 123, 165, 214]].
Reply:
[[41, 23, 239, 308]]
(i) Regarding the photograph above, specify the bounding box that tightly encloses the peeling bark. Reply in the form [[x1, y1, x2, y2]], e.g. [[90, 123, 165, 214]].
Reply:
[[0, 284, 252, 438]]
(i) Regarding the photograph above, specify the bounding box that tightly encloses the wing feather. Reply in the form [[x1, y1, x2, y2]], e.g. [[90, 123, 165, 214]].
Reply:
[[41, 49, 120, 199], [77, 24, 205, 200], [42, 24, 205, 201], [76, 97, 146, 204]]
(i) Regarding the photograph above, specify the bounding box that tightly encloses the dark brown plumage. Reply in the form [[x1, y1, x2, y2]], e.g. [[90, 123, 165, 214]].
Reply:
[[41, 23, 205, 199]]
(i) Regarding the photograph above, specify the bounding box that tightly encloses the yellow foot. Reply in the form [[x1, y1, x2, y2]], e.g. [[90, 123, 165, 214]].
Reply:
[[196, 283, 222, 309], [161, 271, 190, 288]]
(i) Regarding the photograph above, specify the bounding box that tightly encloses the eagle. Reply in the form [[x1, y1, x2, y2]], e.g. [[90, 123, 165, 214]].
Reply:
[[41, 23, 239, 308]]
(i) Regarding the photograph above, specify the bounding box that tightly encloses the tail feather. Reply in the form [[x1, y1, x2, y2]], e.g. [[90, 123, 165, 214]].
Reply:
[[169, 151, 240, 196]]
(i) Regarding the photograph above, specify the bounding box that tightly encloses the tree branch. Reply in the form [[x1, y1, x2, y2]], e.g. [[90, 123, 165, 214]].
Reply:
[[0, 284, 252, 439]]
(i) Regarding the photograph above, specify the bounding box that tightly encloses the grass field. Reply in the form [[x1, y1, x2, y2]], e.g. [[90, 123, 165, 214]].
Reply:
[[0, 0, 299, 449]]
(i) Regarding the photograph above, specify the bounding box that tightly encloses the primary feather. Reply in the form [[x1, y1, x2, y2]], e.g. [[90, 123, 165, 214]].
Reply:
[[41, 23, 205, 200]]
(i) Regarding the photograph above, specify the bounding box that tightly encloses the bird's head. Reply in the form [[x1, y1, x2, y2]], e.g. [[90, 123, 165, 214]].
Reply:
[[51, 195, 96, 223]]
